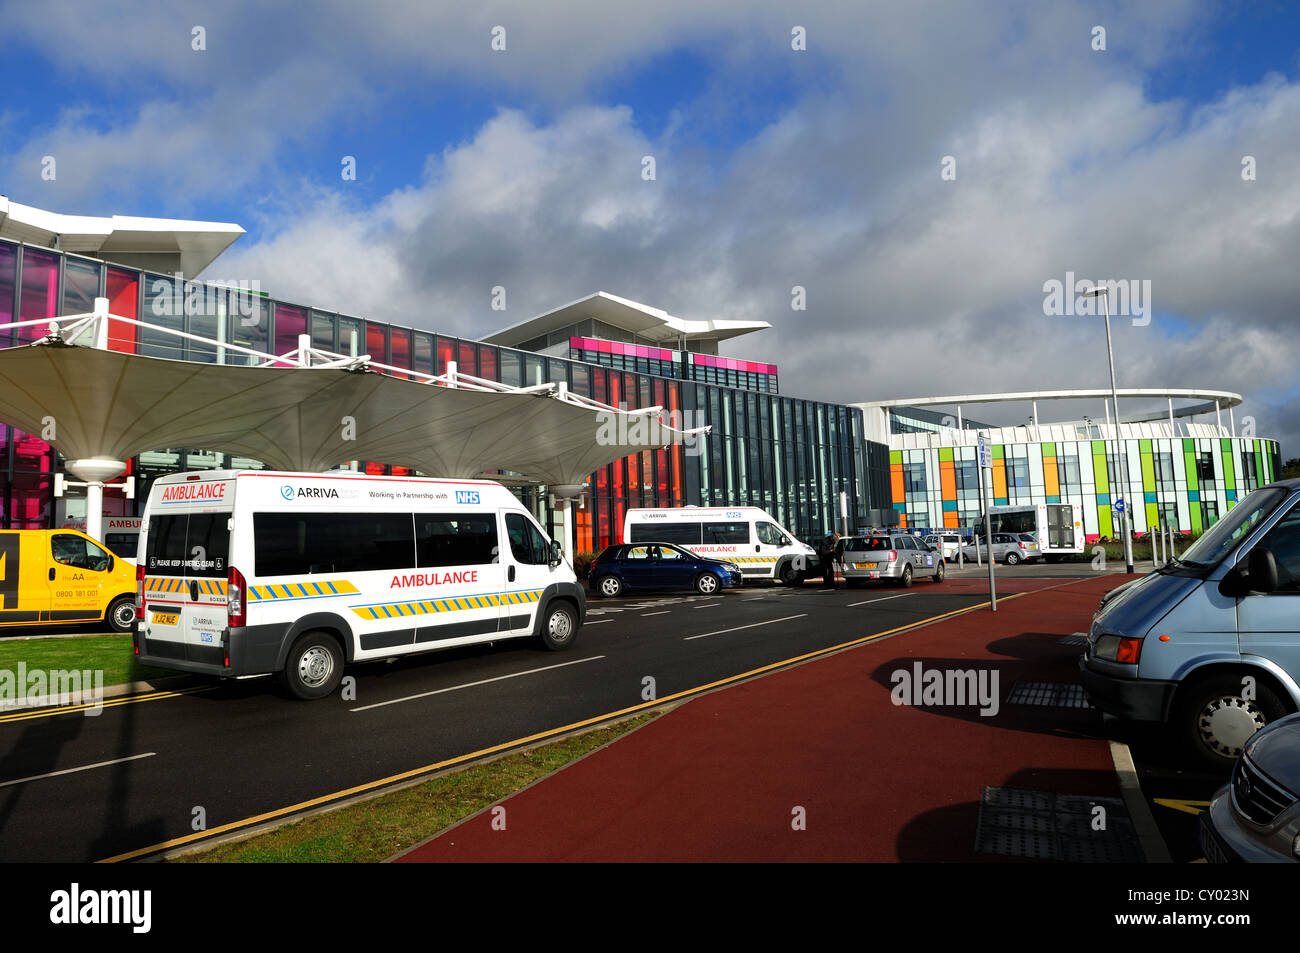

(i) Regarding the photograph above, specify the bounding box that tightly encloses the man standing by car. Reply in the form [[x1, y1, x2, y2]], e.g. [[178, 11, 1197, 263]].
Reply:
[[820, 531, 841, 588]]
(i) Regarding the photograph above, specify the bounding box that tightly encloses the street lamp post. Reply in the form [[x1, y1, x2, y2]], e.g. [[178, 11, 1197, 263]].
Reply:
[[1082, 286, 1135, 574]]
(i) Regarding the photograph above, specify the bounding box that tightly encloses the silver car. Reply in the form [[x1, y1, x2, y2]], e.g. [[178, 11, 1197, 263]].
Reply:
[[1014, 532, 1043, 561], [838, 534, 945, 588], [961, 532, 1036, 565], [1201, 712, 1300, 862]]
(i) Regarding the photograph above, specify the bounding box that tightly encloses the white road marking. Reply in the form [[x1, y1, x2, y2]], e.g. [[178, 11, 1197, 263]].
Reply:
[[0, 752, 157, 789], [350, 656, 606, 712], [585, 619, 613, 625], [684, 614, 807, 641], [692, 603, 722, 609], [641, 611, 670, 617], [846, 594, 914, 608]]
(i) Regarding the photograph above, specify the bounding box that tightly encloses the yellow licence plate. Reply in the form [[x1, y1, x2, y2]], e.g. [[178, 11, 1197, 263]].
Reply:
[[853, 563, 877, 569], [152, 611, 179, 625]]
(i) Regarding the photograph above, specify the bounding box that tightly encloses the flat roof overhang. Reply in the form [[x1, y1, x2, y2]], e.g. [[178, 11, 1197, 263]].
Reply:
[[480, 291, 771, 348], [0, 196, 244, 277], [855, 388, 1243, 421]]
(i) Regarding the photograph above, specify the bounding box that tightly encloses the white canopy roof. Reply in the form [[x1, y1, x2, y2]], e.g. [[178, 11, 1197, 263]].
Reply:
[[0, 341, 699, 488]]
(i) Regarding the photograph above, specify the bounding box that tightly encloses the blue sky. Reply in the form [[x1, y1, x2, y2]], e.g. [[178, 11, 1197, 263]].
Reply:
[[1, 1, 1298, 453]]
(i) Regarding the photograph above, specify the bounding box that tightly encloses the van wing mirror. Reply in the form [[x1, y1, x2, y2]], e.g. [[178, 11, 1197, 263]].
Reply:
[[549, 539, 563, 567], [1246, 547, 1279, 594], [1221, 547, 1279, 598]]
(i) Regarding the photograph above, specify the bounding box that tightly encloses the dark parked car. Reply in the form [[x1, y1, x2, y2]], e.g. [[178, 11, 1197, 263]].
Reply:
[[589, 543, 743, 597]]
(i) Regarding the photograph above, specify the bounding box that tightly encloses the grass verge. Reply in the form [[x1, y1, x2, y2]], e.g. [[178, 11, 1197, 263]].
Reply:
[[173, 711, 658, 862], [0, 634, 170, 687]]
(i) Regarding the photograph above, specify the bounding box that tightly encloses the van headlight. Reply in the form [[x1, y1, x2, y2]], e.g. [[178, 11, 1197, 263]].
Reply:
[[1093, 635, 1143, 664]]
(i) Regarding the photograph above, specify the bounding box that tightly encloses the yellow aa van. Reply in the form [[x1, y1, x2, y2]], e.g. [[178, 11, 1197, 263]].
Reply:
[[0, 529, 137, 632]]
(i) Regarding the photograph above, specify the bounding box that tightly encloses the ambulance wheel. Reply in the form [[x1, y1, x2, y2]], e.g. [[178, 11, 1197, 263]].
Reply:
[[283, 631, 344, 700], [779, 562, 798, 586], [539, 601, 578, 651], [107, 596, 135, 633]]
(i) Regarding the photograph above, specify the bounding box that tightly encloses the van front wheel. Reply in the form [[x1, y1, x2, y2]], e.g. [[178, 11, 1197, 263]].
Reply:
[[283, 631, 344, 700], [538, 601, 578, 651], [1178, 674, 1287, 770], [106, 596, 135, 633]]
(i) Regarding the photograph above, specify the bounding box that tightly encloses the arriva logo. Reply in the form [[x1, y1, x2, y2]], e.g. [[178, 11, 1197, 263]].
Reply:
[[456, 490, 481, 505], [280, 486, 341, 500]]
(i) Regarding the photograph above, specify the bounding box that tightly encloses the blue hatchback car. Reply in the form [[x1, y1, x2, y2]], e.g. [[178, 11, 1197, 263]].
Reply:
[[590, 543, 742, 598]]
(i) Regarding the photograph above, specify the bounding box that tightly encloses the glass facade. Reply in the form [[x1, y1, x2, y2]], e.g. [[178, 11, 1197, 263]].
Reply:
[[0, 238, 875, 553], [569, 336, 779, 394], [889, 435, 1283, 539]]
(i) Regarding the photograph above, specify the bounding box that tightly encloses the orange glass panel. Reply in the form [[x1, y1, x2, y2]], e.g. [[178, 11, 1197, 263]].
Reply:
[[1044, 456, 1059, 497]]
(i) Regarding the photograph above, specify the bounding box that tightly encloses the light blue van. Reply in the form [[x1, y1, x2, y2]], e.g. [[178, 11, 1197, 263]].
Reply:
[[1081, 478, 1300, 770]]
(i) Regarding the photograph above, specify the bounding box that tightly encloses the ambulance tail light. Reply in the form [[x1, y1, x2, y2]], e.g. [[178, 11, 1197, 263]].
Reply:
[[135, 563, 146, 620], [228, 566, 246, 628]]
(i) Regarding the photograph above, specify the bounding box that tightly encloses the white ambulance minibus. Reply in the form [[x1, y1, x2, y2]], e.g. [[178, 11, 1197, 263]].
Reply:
[[623, 506, 817, 584], [134, 470, 585, 699]]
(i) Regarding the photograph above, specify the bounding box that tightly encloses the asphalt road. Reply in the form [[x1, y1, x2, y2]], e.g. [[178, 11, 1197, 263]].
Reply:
[[1, 577, 1003, 862], [0, 564, 1213, 863]]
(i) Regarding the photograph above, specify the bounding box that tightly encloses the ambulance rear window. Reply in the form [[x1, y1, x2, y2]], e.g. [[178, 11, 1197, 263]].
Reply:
[[146, 514, 229, 577]]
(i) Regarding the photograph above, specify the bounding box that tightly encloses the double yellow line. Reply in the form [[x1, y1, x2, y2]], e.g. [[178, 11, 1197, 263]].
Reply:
[[0, 685, 213, 724]]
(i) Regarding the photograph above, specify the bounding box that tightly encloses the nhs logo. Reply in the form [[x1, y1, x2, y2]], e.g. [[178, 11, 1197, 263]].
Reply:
[[456, 490, 481, 505]]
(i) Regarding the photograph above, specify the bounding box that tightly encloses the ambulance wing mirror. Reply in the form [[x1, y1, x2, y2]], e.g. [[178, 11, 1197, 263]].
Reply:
[[549, 539, 563, 568]]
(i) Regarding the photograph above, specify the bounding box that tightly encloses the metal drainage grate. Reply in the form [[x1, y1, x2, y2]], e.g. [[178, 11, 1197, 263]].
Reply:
[[1006, 680, 1092, 709], [975, 787, 1143, 862], [1057, 634, 1089, 646]]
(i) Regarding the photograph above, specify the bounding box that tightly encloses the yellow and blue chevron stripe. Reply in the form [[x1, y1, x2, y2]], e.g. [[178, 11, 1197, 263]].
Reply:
[[249, 580, 360, 602], [352, 589, 542, 622], [146, 576, 228, 596], [729, 556, 778, 565]]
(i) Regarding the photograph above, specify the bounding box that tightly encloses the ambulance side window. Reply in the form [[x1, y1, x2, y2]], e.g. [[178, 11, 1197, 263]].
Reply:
[[505, 513, 548, 565], [416, 513, 497, 568]]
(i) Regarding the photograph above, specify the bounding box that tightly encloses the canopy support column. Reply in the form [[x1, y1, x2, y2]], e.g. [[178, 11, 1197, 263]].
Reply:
[[551, 483, 586, 563], [66, 458, 127, 543]]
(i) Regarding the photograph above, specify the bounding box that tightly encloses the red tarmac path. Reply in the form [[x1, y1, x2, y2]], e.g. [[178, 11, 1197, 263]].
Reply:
[[395, 574, 1131, 862]]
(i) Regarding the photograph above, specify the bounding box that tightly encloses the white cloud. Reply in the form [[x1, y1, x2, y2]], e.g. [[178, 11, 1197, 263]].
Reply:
[[2, 0, 1296, 456]]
